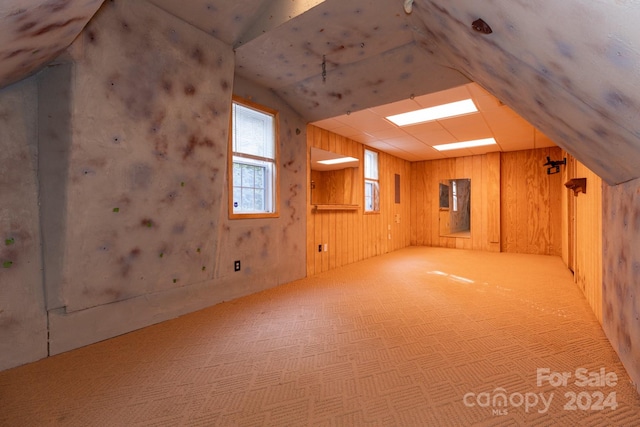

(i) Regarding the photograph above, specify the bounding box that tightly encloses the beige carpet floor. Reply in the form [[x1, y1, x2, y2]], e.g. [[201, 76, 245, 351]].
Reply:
[[1, 247, 639, 426]]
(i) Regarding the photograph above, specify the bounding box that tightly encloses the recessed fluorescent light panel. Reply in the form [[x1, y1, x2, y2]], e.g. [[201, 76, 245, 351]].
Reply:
[[386, 99, 478, 126], [317, 157, 359, 165], [433, 138, 497, 151]]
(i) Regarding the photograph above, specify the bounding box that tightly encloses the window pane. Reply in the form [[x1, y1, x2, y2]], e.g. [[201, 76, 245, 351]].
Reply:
[[365, 181, 373, 211], [233, 161, 271, 213], [364, 149, 378, 179], [255, 191, 264, 211], [242, 189, 255, 211], [255, 166, 264, 188], [233, 163, 242, 184], [233, 103, 275, 159], [365, 179, 379, 212], [241, 164, 255, 187], [233, 187, 242, 210], [372, 181, 380, 211]]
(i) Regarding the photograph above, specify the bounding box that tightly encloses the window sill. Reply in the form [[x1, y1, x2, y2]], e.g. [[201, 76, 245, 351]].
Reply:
[[229, 212, 279, 219], [313, 204, 360, 211]]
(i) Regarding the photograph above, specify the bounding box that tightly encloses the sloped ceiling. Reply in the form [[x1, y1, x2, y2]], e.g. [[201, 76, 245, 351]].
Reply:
[[0, 0, 104, 88], [406, 0, 640, 185], [1, 0, 639, 184]]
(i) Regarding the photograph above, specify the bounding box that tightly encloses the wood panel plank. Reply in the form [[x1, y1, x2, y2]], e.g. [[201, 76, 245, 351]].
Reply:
[[487, 152, 501, 250]]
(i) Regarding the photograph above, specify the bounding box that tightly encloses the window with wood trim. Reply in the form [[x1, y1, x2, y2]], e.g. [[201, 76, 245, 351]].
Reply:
[[229, 97, 279, 218], [364, 149, 380, 212]]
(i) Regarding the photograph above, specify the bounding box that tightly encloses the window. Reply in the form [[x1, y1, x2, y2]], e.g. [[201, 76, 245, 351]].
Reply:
[[364, 149, 380, 212], [452, 180, 458, 212], [229, 97, 279, 218]]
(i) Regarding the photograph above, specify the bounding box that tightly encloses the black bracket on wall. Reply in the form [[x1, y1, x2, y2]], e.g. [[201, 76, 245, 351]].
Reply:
[[544, 156, 566, 175], [564, 178, 587, 196]]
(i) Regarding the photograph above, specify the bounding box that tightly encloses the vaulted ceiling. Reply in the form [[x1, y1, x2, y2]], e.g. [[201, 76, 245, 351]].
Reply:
[[1, 0, 639, 185]]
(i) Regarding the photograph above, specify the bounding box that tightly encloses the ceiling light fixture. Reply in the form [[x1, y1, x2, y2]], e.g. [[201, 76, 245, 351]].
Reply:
[[317, 156, 359, 165], [433, 137, 497, 151], [386, 99, 478, 127]]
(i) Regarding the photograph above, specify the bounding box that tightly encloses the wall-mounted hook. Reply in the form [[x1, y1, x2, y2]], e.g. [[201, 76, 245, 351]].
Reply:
[[544, 156, 566, 175]]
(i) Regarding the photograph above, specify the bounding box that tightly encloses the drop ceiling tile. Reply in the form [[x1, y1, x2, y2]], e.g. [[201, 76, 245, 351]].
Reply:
[[411, 128, 456, 147], [327, 123, 364, 139], [439, 148, 475, 158], [495, 139, 533, 152], [366, 127, 407, 140], [439, 114, 492, 141], [349, 132, 381, 144], [364, 140, 398, 151], [337, 109, 396, 132], [402, 120, 446, 133], [381, 136, 427, 150], [312, 117, 344, 132], [467, 145, 502, 155], [369, 98, 422, 117], [380, 149, 423, 162], [474, 94, 504, 112], [414, 85, 471, 108], [409, 147, 446, 160]]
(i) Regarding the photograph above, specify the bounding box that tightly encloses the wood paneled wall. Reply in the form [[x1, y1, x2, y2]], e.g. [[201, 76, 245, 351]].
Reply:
[[306, 125, 411, 276], [561, 152, 603, 323], [410, 153, 501, 251], [501, 147, 563, 256]]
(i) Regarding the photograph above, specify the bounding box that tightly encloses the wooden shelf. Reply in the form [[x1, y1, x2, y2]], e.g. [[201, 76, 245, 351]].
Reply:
[[313, 204, 360, 211]]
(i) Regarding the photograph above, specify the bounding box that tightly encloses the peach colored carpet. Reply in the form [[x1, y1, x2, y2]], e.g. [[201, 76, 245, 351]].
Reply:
[[1, 247, 639, 426]]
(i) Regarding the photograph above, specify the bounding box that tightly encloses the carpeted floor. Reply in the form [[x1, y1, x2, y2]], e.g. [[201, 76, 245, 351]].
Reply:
[[1, 247, 639, 426]]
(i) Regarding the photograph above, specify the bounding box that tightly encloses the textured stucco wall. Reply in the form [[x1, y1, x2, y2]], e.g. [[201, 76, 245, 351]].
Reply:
[[0, 0, 104, 89], [0, 76, 47, 371], [603, 179, 640, 395], [409, 0, 640, 186], [44, 0, 306, 355]]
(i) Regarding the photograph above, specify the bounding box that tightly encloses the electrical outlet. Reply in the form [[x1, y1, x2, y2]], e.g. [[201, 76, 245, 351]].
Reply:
[[318, 244, 322, 253], [323, 243, 328, 252], [234, 260, 241, 271]]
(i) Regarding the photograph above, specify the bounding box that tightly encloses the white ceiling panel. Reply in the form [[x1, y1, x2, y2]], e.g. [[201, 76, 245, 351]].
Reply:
[[313, 82, 557, 161]]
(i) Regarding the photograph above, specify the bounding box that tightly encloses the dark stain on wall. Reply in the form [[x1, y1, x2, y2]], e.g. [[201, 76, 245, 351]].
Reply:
[[605, 90, 635, 110], [87, 30, 97, 44], [18, 22, 38, 33], [191, 47, 204, 65], [183, 134, 214, 160], [45, 0, 72, 14], [184, 84, 196, 96], [31, 17, 85, 37], [130, 163, 153, 190], [237, 231, 252, 245], [3, 49, 28, 60], [172, 223, 186, 235], [140, 218, 154, 228], [161, 79, 173, 95], [119, 247, 141, 278]]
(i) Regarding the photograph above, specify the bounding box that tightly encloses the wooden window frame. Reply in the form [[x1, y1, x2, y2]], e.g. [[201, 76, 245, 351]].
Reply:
[[364, 148, 380, 214], [228, 95, 280, 219]]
